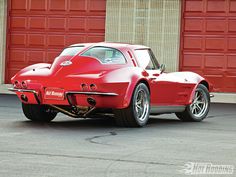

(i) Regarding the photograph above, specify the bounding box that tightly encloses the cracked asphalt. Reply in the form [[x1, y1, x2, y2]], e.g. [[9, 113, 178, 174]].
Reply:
[[0, 94, 235, 177]]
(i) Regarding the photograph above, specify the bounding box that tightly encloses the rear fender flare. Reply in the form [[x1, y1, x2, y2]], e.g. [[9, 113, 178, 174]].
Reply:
[[188, 80, 209, 104], [11, 63, 51, 82], [122, 76, 149, 108]]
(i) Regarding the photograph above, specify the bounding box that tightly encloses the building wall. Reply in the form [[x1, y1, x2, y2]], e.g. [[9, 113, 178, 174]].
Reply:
[[180, 0, 236, 93], [105, 0, 181, 72], [0, 0, 7, 84], [5, 0, 106, 83]]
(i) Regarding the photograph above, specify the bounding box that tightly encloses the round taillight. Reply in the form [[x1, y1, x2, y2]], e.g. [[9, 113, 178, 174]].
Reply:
[[14, 81, 21, 88], [22, 81, 27, 89], [81, 83, 88, 91], [90, 84, 97, 91]]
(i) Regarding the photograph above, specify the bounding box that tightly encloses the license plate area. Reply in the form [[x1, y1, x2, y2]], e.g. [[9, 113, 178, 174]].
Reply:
[[44, 88, 65, 100]]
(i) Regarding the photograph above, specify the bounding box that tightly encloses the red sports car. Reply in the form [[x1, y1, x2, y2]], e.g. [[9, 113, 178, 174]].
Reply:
[[9, 42, 213, 127]]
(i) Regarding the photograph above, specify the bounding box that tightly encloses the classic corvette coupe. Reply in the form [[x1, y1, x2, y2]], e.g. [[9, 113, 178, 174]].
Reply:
[[9, 42, 213, 127]]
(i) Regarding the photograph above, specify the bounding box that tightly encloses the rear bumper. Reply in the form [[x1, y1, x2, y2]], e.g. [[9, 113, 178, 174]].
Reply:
[[8, 88, 121, 108], [65, 91, 118, 96], [8, 88, 41, 104]]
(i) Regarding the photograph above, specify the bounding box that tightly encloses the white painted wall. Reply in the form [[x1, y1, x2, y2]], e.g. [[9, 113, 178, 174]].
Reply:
[[105, 0, 181, 72]]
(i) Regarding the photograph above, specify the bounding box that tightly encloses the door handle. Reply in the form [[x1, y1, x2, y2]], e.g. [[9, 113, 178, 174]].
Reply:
[[153, 73, 159, 77], [150, 77, 156, 81]]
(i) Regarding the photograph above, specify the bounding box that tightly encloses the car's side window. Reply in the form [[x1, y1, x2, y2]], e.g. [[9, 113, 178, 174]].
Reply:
[[81, 47, 126, 64], [134, 49, 159, 70]]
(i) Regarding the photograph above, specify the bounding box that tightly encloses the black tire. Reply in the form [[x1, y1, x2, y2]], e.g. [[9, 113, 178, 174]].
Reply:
[[175, 84, 210, 122], [22, 103, 57, 122], [114, 83, 150, 127]]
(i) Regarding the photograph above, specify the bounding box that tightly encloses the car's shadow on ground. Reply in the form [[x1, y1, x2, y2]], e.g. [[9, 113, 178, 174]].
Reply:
[[13, 115, 209, 131]]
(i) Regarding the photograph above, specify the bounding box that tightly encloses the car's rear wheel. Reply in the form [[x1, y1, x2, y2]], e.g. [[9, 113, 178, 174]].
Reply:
[[114, 83, 150, 127], [175, 84, 210, 122], [22, 103, 57, 122]]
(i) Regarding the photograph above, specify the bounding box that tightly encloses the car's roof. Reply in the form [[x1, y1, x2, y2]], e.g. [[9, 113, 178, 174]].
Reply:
[[69, 42, 150, 50]]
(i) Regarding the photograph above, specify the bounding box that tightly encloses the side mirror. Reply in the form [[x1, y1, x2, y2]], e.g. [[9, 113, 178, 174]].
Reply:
[[160, 64, 166, 74]]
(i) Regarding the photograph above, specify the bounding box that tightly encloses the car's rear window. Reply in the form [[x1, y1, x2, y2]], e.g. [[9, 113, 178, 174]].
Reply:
[[81, 47, 126, 64], [59, 46, 84, 56]]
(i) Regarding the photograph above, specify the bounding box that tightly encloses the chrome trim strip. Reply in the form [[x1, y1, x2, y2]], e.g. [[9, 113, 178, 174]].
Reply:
[[65, 91, 118, 106], [65, 93, 74, 106], [150, 105, 186, 114], [66, 91, 118, 96], [8, 88, 37, 93], [60, 60, 72, 67], [8, 88, 40, 104]]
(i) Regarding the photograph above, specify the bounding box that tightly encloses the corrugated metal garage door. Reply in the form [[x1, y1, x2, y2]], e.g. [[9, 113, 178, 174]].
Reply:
[[5, 0, 106, 83], [180, 0, 236, 92]]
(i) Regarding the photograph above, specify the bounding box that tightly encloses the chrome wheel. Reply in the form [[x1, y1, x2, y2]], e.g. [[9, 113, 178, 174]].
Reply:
[[175, 84, 210, 122], [135, 89, 149, 121], [190, 89, 208, 118], [114, 83, 150, 127]]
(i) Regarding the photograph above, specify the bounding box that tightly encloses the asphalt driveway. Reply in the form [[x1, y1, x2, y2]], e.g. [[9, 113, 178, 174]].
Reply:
[[0, 94, 235, 177]]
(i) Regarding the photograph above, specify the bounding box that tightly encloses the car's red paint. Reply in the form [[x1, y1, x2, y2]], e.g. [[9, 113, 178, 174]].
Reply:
[[10, 42, 212, 110]]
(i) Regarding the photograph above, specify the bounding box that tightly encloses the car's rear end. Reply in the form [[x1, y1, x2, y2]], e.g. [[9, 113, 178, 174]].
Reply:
[[9, 44, 134, 121]]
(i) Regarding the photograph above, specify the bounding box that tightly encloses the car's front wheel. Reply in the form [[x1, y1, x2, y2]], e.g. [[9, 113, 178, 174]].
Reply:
[[22, 103, 57, 122], [114, 83, 150, 127], [175, 84, 210, 122]]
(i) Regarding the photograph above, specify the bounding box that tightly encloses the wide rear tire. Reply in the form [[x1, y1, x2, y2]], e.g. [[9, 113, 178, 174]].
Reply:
[[175, 84, 210, 122], [22, 103, 57, 122], [114, 83, 150, 127]]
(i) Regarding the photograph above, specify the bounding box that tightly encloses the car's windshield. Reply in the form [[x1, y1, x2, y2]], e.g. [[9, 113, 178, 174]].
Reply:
[[59, 46, 84, 56], [81, 47, 126, 64]]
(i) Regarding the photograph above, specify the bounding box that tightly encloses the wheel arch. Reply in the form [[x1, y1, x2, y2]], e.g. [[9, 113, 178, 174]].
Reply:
[[137, 79, 150, 93], [122, 77, 150, 108], [188, 80, 210, 104], [115, 78, 151, 127], [199, 80, 209, 90]]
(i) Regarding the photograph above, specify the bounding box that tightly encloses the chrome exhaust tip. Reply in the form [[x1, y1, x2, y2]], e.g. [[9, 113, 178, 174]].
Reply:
[[21, 94, 28, 102], [87, 97, 96, 106]]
